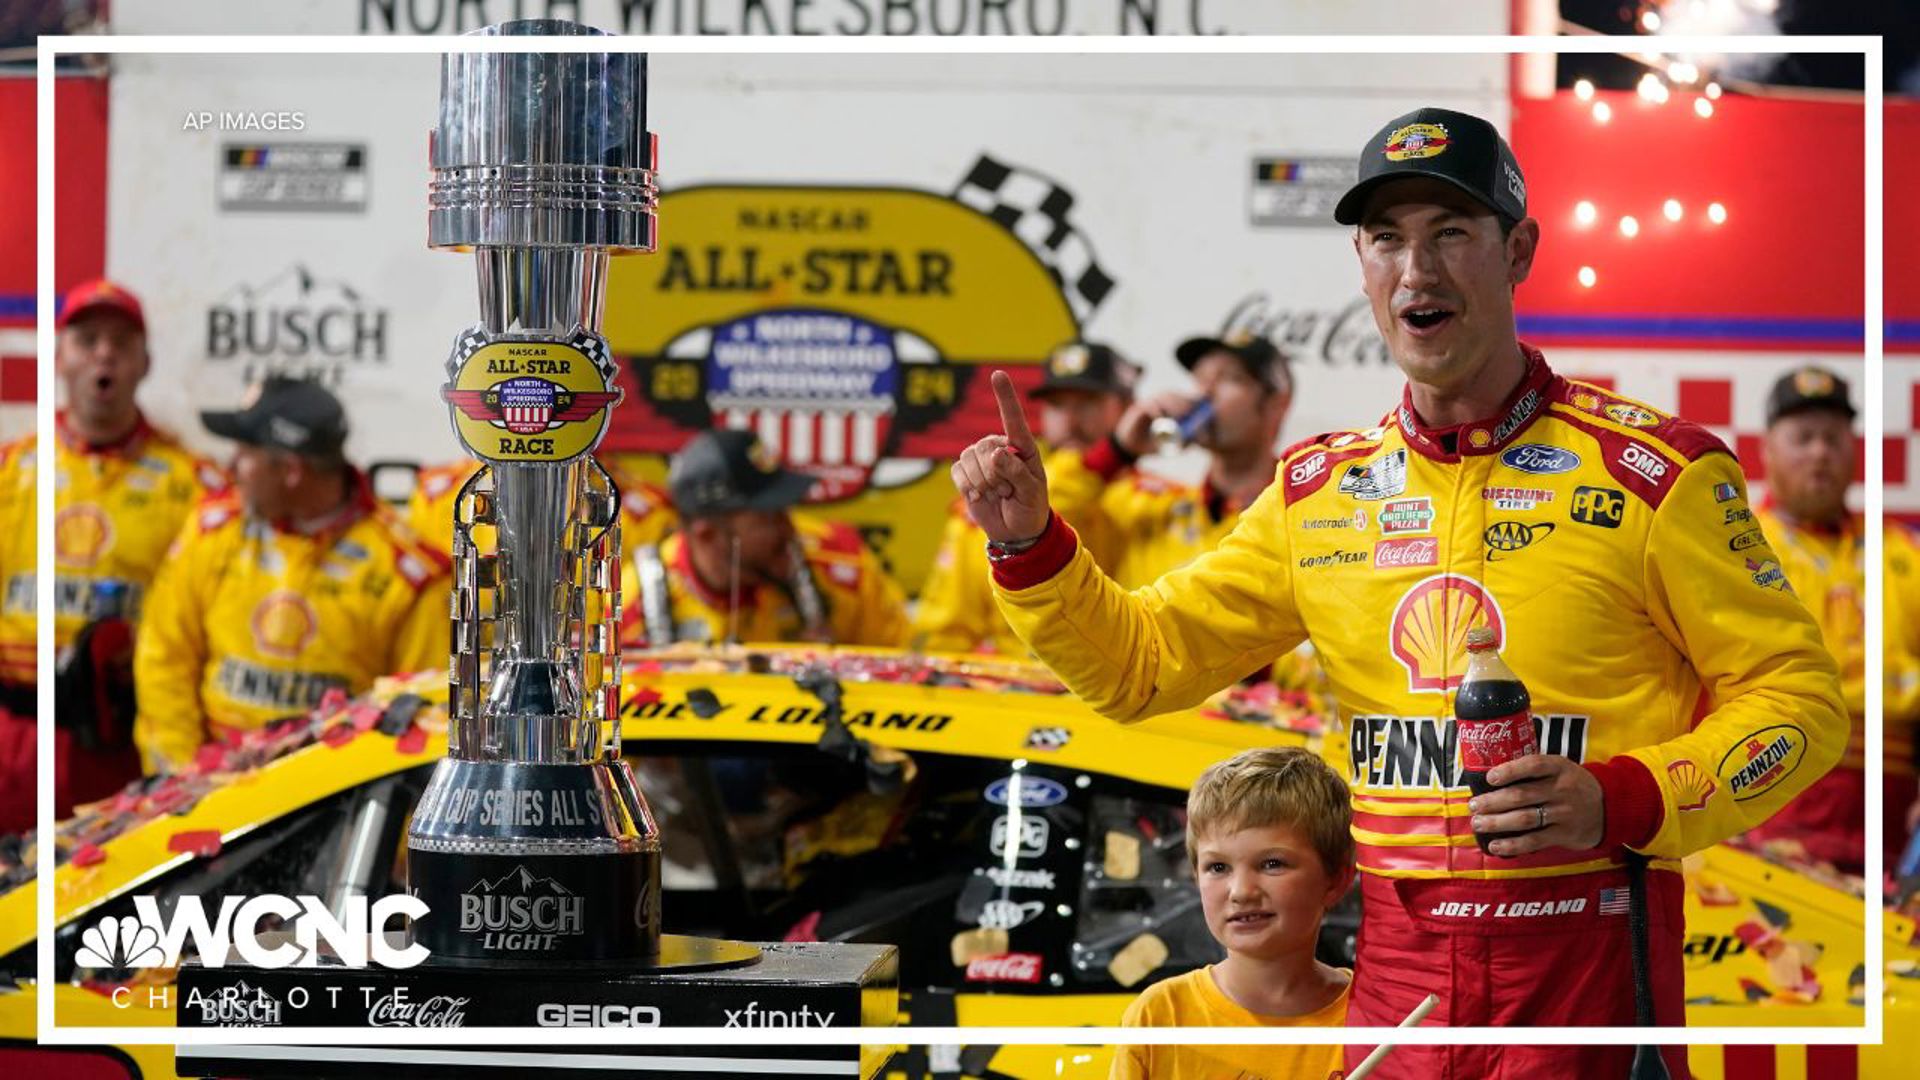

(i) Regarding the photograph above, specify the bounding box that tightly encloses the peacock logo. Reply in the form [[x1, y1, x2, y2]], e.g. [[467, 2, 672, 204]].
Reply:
[[74, 914, 166, 970]]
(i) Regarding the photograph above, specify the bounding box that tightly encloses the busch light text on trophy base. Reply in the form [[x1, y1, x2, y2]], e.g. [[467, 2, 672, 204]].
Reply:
[[404, 19, 665, 969]]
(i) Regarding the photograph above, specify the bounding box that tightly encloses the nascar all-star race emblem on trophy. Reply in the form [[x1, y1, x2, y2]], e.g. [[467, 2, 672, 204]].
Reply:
[[406, 19, 755, 972]]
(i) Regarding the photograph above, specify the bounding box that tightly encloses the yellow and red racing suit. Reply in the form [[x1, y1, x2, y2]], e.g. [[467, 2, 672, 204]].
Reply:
[[133, 476, 451, 772], [990, 347, 1844, 1066], [0, 415, 226, 685], [1744, 503, 1915, 869], [621, 514, 909, 648]]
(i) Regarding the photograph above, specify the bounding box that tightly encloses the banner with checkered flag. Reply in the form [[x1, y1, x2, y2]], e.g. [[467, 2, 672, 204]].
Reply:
[[953, 154, 1116, 327]]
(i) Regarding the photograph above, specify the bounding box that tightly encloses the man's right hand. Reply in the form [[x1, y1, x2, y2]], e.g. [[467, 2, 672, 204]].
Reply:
[[951, 371, 1052, 544]]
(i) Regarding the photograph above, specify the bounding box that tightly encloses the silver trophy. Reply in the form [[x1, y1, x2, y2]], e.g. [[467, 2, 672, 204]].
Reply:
[[405, 20, 750, 971]]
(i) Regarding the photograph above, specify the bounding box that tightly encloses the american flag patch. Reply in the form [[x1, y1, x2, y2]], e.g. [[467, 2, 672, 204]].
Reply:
[[1713, 482, 1739, 503], [1598, 887, 1631, 916]]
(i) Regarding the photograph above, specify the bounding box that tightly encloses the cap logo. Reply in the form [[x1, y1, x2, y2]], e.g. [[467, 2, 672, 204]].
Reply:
[[748, 438, 781, 475], [1384, 123, 1450, 161], [1050, 345, 1089, 376], [240, 382, 266, 408], [1792, 369, 1836, 397], [1224, 329, 1255, 348], [1502, 159, 1526, 204]]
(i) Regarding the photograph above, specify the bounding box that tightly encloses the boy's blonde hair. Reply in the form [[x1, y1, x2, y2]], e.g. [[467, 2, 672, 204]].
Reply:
[[1186, 746, 1353, 877]]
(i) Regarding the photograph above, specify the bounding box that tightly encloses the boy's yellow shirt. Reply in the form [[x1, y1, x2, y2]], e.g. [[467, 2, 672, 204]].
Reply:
[[1111, 965, 1349, 1080]]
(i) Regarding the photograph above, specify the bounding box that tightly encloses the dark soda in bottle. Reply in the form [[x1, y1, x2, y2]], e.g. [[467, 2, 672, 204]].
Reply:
[[1455, 626, 1539, 854]]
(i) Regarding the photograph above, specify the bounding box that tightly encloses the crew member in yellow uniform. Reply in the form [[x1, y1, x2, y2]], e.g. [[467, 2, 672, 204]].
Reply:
[[134, 378, 450, 772], [913, 340, 1134, 654], [1744, 366, 1910, 873], [1083, 330, 1292, 589], [0, 280, 226, 829], [621, 429, 908, 647], [1889, 519, 1920, 858], [0, 280, 226, 688], [955, 107, 1844, 1079]]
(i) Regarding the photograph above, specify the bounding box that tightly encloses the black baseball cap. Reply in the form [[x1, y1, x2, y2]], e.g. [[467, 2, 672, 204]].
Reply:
[[1032, 340, 1137, 400], [1174, 330, 1291, 394], [201, 376, 348, 457], [669, 428, 814, 517], [1766, 366, 1856, 427], [1333, 107, 1527, 227]]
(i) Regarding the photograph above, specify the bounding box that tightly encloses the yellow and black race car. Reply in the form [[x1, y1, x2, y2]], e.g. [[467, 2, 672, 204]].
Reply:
[[0, 646, 1911, 1077]]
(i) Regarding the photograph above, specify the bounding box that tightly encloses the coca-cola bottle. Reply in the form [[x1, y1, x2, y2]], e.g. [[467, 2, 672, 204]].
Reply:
[[1455, 626, 1539, 854]]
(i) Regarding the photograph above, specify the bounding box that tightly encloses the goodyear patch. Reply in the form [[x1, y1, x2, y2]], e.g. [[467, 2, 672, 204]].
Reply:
[[1718, 725, 1808, 802]]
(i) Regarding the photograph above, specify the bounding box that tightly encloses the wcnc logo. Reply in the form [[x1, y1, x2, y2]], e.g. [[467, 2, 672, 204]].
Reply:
[[75, 894, 428, 972]]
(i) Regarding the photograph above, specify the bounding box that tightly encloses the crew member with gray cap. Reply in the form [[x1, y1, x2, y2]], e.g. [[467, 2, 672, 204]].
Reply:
[[1744, 366, 1919, 874], [134, 376, 450, 772], [621, 428, 907, 648], [954, 105, 1843, 1079], [914, 340, 1135, 655]]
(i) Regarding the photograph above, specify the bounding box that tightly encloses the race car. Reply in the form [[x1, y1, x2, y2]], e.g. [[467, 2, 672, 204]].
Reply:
[[0, 646, 1910, 1078]]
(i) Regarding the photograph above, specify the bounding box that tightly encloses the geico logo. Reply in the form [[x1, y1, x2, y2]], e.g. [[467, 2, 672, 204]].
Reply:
[[536, 1003, 662, 1027]]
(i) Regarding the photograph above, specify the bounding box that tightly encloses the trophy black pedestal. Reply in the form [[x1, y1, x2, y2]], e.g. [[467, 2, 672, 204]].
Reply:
[[173, 940, 898, 1079]]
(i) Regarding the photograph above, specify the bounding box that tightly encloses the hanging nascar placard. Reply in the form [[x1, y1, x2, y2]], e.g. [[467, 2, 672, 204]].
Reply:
[[440, 326, 624, 465]]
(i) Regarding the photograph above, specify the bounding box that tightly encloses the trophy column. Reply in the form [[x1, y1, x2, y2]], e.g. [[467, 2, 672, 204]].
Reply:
[[405, 19, 689, 969]]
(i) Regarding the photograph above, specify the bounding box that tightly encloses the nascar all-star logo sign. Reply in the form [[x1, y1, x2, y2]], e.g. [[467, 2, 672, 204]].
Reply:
[[441, 327, 623, 465], [1389, 574, 1506, 693], [601, 165, 1109, 593]]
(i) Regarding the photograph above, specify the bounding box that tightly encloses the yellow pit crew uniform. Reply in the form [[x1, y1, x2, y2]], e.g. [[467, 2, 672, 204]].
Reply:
[[0, 415, 226, 685], [989, 347, 1845, 1057], [621, 515, 909, 648], [1745, 503, 1916, 869], [133, 477, 451, 772]]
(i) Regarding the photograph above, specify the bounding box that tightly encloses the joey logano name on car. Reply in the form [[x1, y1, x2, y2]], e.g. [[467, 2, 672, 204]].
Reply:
[[623, 695, 953, 732], [1349, 714, 1589, 789], [213, 658, 352, 711]]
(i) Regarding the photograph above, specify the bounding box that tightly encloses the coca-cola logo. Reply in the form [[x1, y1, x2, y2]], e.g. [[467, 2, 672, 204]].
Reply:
[[1374, 536, 1438, 569], [1457, 714, 1537, 770], [367, 990, 470, 1028], [965, 952, 1044, 984]]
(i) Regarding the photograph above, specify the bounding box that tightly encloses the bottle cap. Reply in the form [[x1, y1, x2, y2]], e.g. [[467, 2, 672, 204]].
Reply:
[[1465, 627, 1497, 650]]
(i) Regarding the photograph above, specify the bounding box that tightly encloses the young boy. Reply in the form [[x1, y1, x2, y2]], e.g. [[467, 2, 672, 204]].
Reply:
[[1111, 746, 1355, 1080]]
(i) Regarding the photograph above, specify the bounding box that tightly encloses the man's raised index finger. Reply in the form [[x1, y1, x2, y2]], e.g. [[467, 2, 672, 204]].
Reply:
[[991, 370, 1039, 454]]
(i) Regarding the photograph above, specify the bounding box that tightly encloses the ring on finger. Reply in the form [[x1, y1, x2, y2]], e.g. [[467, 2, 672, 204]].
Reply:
[[1534, 805, 1548, 831]]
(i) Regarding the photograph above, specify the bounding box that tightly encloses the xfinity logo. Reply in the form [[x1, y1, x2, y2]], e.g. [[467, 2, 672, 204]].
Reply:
[[76, 895, 428, 971], [723, 1001, 838, 1027]]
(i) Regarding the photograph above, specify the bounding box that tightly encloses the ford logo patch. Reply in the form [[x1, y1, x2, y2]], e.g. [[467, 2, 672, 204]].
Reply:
[[984, 775, 1069, 808], [1499, 444, 1580, 475]]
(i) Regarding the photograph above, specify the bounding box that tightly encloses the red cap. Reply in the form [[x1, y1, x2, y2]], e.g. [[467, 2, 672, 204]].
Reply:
[[55, 279, 146, 335]]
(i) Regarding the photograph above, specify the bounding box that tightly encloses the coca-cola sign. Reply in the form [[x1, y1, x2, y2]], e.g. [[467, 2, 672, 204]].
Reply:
[[1457, 713, 1538, 771], [965, 952, 1044, 984], [367, 989, 470, 1028], [1373, 536, 1438, 569]]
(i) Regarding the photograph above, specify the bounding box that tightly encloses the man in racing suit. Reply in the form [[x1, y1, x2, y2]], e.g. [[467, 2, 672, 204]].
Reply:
[[621, 429, 908, 648], [953, 107, 1844, 1079], [0, 280, 227, 827], [914, 340, 1134, 654], [1743, 366, 1914, 873], [134, 378, 449, 773]]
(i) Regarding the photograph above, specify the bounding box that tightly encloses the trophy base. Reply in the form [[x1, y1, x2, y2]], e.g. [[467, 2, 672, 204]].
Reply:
[[413, 932, 761, 974]]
